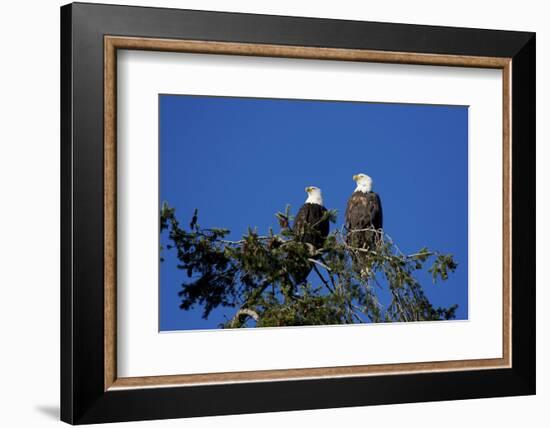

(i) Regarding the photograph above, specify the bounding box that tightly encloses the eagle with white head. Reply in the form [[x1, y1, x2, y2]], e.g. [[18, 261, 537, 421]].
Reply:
[[345, 173, 383, 257], [292, 186, 330, 284]]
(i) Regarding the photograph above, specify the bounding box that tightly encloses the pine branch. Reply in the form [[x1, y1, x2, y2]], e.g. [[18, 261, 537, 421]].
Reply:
[[161, 203, 460, 327]]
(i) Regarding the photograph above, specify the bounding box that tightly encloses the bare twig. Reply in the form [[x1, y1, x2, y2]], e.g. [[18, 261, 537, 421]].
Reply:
[[406, 251, 435, 259], [230, 308, 260, 327], [389, 288, 410, 322], [318, 255, 338, 291], [308, 258, 332, 272], [311, 263, 335, 293], [350, 303, 367, 323], [220, 236, 273, 245]]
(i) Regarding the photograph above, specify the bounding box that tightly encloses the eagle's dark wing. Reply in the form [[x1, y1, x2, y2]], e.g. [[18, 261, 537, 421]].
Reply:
[[317, 206, 330, 244], [368, 192, 383, 231], [294, 204, 309, 237]]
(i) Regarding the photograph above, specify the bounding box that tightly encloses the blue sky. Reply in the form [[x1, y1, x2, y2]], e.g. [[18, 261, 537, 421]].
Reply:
[[159, 94, 468, 331]]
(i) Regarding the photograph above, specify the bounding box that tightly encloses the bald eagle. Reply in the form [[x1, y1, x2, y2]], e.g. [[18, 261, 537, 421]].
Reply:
[[292, 186, 330, 284], [345, 174, 383, 272]]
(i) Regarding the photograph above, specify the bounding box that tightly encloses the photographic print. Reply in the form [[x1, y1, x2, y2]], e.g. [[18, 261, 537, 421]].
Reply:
[[159, 95, 468, 331], [62, 6, 535, 422]]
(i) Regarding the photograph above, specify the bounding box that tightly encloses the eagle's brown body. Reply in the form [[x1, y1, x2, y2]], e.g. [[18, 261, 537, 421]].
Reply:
[[345, 191, 383, 251], [294, 203, 330, 249], [292, 202, 330, 284]]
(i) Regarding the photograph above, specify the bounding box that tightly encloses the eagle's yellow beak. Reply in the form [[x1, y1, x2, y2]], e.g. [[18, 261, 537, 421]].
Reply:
[[305, 186, 311, 193], [353, 174, 359, 181]]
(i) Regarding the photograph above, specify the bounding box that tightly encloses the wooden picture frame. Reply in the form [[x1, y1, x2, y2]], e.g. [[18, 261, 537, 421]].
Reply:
[[61, 2, 535, 424]]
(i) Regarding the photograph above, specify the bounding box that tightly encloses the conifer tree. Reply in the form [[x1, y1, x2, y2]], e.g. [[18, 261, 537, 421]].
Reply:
[[161, 203, 458, 328]]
